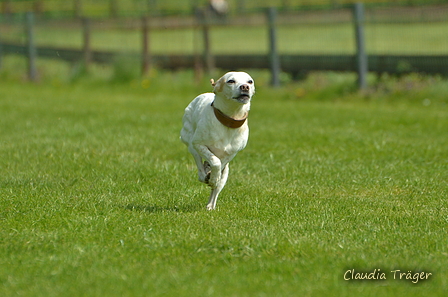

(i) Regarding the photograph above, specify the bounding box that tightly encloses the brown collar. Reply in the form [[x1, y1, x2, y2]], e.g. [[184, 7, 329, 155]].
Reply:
[[211, 102, 248, 129]]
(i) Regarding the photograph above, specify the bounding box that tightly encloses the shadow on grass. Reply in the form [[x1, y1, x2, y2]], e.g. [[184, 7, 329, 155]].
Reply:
[[124, 203, 203, 213]]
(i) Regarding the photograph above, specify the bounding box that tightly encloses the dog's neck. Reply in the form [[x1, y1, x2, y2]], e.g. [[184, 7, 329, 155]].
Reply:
[[212, 94, 250, 121]]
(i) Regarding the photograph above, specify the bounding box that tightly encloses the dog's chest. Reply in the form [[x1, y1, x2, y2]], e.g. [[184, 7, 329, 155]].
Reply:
[[205, 126, 248, 159]]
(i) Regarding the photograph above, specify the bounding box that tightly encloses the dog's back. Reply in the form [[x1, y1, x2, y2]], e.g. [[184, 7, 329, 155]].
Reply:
[[180, 93, 215, 146]]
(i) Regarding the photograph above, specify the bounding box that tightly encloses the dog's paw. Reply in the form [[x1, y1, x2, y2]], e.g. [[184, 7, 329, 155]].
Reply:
[[206, 203, 215, 210]]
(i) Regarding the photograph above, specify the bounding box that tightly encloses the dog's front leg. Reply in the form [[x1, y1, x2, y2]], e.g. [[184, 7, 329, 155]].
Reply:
[[193, 144, 221, 188], [188, 145, 209, 183], [207, 163, 229, 210]]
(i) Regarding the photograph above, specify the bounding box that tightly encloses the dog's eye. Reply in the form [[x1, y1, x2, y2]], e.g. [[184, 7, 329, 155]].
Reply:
[[248, 80, 253, 84], [226, 79, 235, 84]]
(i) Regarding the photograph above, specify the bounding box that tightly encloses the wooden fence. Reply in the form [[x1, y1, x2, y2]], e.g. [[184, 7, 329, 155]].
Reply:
[[1, 4, 448, 87], [2, 0, 446, 18]]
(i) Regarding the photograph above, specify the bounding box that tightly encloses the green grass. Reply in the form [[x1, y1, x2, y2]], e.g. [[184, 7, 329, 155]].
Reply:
[[0, 57, 447, 296]]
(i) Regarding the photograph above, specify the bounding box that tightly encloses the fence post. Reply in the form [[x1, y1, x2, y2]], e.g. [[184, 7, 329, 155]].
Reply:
[[353, 2, 368, 89], [142, 16, 150, 76], [267, 7, 280, 87], [74, 0, 82, 18], [26, 12, 38, 81], [193, 7, 204, 83], [33, 0, 44, 16], [82, 17, 92, 69], [201, 9, 214, 74], [110, 0, 118, 18], [0, 38, 2, 72], [2, 1, 13, 21]]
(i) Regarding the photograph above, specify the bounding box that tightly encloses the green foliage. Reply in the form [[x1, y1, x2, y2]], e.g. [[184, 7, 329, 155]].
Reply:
[[0, 60, 447, 296]]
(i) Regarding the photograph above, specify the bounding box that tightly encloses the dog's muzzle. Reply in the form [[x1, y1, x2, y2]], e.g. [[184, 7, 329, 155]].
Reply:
[[233, 84, 251, 103], [233, 93, 251, 103]]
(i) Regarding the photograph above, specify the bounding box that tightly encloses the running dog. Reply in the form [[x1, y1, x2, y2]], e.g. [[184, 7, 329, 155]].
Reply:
[[181, 71, 255, 210]]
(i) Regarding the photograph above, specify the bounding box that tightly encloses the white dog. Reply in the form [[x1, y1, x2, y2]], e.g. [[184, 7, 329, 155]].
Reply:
[[181, 71, 255, 210]]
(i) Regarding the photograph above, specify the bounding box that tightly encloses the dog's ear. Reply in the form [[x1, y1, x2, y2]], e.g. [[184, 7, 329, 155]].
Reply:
[[213, 76, 225, 94], [210, 78, 216, 87]]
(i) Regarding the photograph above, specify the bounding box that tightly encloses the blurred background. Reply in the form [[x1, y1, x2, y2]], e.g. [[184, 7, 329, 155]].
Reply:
[[0, 0, 447, 82]]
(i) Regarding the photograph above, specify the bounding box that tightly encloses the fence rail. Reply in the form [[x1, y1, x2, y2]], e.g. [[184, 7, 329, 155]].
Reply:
[[3, 42, 447, 75]]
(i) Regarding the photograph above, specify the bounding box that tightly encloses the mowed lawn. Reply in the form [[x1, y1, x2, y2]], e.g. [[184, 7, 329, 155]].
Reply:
[[0, 71, 447, 296]]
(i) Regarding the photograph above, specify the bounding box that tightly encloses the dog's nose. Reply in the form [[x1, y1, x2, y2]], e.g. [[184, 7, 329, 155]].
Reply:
[[240, 84, 250, 92]]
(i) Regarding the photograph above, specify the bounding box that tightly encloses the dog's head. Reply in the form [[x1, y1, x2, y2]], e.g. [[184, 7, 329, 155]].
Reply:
[[211, 72, 255, 104]]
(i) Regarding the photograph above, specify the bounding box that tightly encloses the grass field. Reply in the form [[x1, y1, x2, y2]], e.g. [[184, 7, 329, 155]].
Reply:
[[0, 58, 447, 296]]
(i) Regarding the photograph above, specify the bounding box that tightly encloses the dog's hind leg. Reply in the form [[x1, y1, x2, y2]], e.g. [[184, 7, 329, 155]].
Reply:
[[206, 163, 229, 210]]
